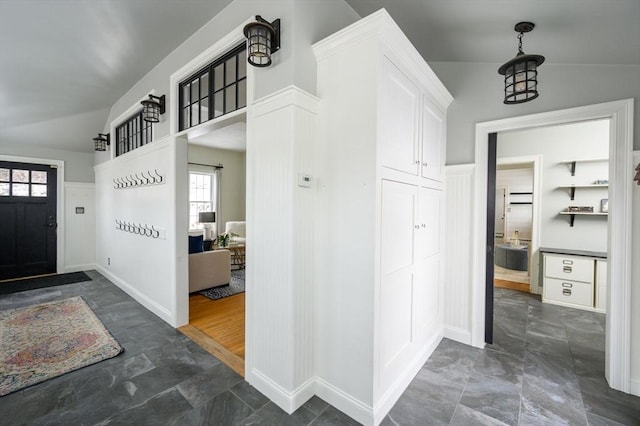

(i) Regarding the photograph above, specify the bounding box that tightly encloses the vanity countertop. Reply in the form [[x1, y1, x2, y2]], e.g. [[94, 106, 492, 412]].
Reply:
[[539, 247, 607, 259]]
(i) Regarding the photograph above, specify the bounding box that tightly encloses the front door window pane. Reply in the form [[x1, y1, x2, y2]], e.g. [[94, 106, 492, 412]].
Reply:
[[12, 169, 29, 182], [0, 183, 9, 195], [12, 183, 29, 196], [0, 169, 9, 181], [31, 171, 47, 183], [31, 184, 47, 197]]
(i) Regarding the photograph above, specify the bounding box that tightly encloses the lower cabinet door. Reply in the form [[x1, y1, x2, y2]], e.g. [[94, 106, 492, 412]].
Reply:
[[544, 277, 593, 307]]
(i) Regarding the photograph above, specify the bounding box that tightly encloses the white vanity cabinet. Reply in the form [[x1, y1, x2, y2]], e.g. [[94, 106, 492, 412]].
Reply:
[[542, 251, 607, 312], [313, 9, 452, 424]]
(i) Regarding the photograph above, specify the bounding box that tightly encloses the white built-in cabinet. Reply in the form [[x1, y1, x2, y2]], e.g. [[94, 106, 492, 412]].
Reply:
[[313, 9, 452, 425]]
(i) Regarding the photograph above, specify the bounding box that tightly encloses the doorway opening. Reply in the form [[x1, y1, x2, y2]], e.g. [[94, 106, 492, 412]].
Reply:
[[474, 99, 633, 393], [178, 114, 248, 377]]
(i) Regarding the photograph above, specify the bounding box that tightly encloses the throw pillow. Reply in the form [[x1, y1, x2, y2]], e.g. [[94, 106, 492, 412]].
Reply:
[[188, 235, 204, 254]]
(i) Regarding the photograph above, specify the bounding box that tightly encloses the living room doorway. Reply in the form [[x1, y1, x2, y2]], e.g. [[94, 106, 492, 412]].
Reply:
[[179, 120, 248, 377]]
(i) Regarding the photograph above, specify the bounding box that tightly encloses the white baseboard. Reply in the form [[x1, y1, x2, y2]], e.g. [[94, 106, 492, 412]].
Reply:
[[247, 368, 316, 415], [630, 378, 640, 397], [314, 377, 373, 426], [444, 325, 472, 345], [372, 330, 442, 425], [63, 263, 95, 274], [95, 265, 174, 325]]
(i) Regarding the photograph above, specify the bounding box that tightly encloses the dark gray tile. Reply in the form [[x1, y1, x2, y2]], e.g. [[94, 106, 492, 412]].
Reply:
[[176, 363, 243, 407], [238, 401, 317, 425], [388, 372, 460, 425], [0, 377, 76, 424], [520, 372, 587, 426], [472, 348, 523, 385], [450, 404, 511, 425], [168, 390, 254, 426], [579, 376, 640, 425], [301, 395, 329, 416], [95, 387, 192, 426], [459, 372, 521, 425], [421, 338, 481, 383], [525, 331, 572, 358], [309, 405, 360, 425], [586, 412, 627, 426]]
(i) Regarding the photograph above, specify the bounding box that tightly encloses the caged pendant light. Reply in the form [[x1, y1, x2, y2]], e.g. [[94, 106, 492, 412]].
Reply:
[[93, 133, 110, 151], [498, 22, 545, 104], [243, 15, 281, 67]]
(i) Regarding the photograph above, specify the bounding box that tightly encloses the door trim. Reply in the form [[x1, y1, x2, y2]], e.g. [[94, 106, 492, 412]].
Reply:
[[471, 99, 634, 393], [0, 155, 65, 275]]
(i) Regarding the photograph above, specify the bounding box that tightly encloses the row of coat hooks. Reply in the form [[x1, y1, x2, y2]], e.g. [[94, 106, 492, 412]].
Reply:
[[113, 169, 164, 189], [115, 220, 163, 239]]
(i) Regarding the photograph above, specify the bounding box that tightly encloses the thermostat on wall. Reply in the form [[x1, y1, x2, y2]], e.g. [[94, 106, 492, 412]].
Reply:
[[298, 173, 312, 188]]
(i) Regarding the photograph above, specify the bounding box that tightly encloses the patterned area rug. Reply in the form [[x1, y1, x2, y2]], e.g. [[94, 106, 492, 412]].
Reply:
[[199, 269, 245, 300], [0, 296, 123, 396]]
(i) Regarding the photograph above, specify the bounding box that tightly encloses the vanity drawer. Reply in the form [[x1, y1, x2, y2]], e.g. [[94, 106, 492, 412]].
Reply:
[[544, 278, 594, 307], [544, 254, 594, 283]]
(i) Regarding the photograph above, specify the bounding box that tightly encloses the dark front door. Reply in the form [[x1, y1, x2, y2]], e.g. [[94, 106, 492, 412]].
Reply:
[[0, 161, 57, 280], [485, 133, 497, 344]]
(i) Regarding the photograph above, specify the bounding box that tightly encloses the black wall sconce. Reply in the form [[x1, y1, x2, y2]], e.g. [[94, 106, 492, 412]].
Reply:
[[498, 22, 545, 104], [93, 133, 110, 151], [140, 94, 166, 123], [244, 15, 281, 67]]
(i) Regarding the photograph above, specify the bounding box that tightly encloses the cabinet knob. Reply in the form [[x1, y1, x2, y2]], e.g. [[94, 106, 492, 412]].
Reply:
[[415, 160, 420, 165], [421, 224, 426, 228], [423, 162, 428, 167], [414, 225, 420, 229]]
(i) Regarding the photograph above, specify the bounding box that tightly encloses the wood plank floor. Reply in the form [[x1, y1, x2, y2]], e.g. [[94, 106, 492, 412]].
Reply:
[[179, 293, 245, 377], [495, 278, 530, 293]]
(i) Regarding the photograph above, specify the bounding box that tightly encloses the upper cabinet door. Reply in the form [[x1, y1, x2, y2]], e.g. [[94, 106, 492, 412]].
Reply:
[[379, 57, 420, 175], [421, 100, 444, 182]]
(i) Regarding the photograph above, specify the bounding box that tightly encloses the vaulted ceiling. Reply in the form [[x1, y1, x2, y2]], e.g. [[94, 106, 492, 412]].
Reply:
[[1, 0, 638, 154]]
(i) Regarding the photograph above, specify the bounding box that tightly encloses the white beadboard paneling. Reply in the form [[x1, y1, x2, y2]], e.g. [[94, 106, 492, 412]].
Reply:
[[64, 182, 95, 271], [443, 165, 474, 344], [246, 86, 317, 413], [94, 137, 178, 326]]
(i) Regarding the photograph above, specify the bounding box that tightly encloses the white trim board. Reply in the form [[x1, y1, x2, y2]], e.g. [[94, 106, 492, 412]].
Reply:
[[472, 99, 634, 394]]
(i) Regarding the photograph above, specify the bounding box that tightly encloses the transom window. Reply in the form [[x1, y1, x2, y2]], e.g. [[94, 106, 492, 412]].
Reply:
[[179, 44, 247, 132], [115, 110, 153, 157], [0, 167, 47, 197]]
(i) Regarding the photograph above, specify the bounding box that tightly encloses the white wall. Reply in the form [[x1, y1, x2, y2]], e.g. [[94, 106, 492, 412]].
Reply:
[[0, 143, 94, 182], [632, 151, 640, 395], [64, 182, 96, 272], [498, 120, 609, 253], [187, 145, 246, 231], [430, 62, 640, 165]]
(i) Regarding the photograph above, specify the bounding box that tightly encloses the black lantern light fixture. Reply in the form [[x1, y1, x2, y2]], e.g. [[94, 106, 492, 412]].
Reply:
[[243, 15, 281, 67], [498, 22, 545, 104], [140, 94, 166, 123], [93, 133, 110, 151]]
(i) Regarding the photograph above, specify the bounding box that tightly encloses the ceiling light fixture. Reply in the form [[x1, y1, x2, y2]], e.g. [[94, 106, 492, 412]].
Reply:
[[140, 94, 166, 123], [243, 15, 281, 67], [498, 22, 545, 104], [93, 133, 110, 151]]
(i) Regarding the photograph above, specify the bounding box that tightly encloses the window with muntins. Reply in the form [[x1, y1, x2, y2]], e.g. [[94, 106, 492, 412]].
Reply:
[[189, 171, 216, 230], [115, 110, 153, 157], [0, 167, 47, 197], [179, 44, 247, 132]]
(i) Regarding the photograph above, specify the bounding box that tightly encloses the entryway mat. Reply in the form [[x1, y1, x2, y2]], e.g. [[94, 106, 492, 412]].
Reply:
[[0, 272, 91, 295]]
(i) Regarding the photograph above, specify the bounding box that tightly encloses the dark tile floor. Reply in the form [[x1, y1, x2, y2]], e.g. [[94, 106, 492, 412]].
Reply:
[[1, 273, 639, 425], [384, 288, 640, 426]]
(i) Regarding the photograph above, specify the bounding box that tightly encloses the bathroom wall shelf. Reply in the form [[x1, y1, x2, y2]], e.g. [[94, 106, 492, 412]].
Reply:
[[559, 158, 607, 176], [559, 211, 608, 227], [558, 184, 609, 200]]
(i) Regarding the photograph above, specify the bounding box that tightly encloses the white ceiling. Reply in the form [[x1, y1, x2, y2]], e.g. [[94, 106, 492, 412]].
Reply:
[[0, 0, 638, 154]]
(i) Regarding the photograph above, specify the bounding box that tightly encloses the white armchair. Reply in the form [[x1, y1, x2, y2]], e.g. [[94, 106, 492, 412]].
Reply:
[[225, 221, 246, 244]]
